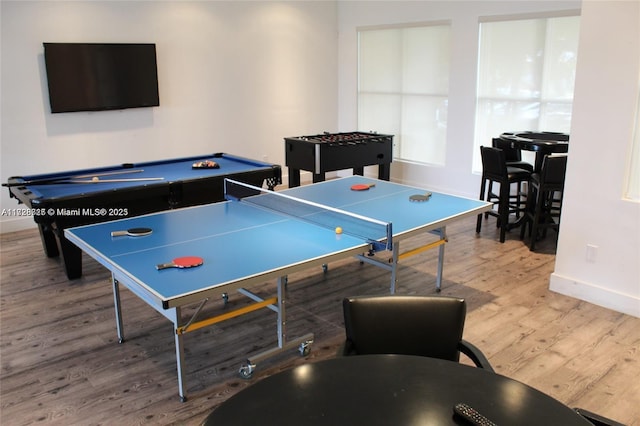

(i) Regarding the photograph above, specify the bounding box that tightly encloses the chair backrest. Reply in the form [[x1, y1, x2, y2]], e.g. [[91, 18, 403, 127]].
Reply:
[[480, 146, 508, 179], [492, 137, 522, 162], [540, 154, 568, 187], [342, 295, 466, 361]]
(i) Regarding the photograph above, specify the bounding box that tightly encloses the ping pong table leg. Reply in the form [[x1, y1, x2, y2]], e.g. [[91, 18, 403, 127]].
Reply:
[[435, 227, 447, 293], [277, 276, 285, 347], [390, 243, 399, 294], [112, 277, 125, 343], [356, 252, 394, 291], [239, 276, 314, 379], [168, 306, 188, 402], [394, 229, 448, 293]]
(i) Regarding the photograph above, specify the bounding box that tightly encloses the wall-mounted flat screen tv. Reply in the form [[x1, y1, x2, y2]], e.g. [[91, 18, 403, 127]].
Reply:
[[43, 43, 160, 113]]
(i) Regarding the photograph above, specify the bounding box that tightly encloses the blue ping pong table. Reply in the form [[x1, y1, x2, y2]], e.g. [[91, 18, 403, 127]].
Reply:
[[65, 176, 491, 401]]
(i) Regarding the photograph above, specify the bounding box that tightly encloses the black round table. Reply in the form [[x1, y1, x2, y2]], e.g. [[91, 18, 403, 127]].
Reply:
[[203, 355, 590, 425]]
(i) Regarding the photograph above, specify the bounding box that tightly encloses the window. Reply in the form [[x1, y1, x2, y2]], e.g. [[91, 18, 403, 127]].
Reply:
[[473, 14, 580, 172], [358, 23, 451, 166]]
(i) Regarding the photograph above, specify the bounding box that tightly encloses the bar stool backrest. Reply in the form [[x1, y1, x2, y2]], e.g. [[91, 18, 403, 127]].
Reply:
[[540, 154, 568, 187], [480, 146, 508, 180], [492, 137, 522, 162]]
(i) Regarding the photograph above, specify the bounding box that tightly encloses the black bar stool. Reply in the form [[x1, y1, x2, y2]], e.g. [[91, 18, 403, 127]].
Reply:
[[476, 146, 532, 243], [520, 154, 568, 250]]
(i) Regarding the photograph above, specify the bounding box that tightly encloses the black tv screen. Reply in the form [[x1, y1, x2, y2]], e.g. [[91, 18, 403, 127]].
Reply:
[[43, 43, 159, 113]]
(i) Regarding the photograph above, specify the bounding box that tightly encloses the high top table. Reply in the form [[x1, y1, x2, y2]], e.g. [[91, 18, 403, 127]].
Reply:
[[499, 131, 569, 172]]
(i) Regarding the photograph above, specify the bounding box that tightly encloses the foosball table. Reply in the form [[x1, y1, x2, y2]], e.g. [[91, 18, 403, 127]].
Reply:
[[284, 131, 394, 187]]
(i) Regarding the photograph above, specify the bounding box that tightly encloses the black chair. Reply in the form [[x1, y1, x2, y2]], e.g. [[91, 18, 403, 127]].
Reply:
[[492, 137, 534, 172], [340, 295, 493, 371], [492, 138, 533, 217], [520, 154, 567, 250], [574, 408, 626, 426], [477, 146, 532, 243]]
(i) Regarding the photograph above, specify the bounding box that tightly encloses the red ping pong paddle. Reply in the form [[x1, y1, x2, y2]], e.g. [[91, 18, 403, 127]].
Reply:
[[111, 227, 153, 237], [156, 256, 204, 270], [350, 183, 375, 191]]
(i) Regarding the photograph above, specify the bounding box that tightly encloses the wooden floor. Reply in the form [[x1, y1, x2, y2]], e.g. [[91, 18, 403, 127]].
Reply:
[[1, 216, 638, 425]]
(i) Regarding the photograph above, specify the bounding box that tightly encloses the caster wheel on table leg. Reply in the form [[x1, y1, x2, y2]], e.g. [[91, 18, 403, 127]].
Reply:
[[239, 363, 256, 379], [299, 340, 313, 356]]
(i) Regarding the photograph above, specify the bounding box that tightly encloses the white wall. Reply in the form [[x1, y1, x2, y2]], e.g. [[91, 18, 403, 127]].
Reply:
[[0, 0, 338, 232], [550, 0, 640, 318], [336, 0, 639, 317]]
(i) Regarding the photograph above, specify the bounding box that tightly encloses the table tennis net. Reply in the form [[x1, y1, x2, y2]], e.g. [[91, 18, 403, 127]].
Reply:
[[224, 179, 392, 251]]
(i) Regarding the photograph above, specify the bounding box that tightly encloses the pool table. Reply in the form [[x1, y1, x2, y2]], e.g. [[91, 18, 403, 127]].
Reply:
[[5, 153, 281, 279]]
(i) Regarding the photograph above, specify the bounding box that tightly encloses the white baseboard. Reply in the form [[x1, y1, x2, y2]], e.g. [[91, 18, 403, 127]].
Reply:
[[0, 216, 37, 234], [550, 272, 640, 318]]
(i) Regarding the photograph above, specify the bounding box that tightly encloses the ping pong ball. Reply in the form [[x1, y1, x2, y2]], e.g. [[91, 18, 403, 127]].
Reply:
[[335, 227, 343, 234], [92, 176, 99, 182]]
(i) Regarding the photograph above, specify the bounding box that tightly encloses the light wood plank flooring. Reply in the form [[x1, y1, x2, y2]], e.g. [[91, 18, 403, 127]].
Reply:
[[1, 216, 638, 425]]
